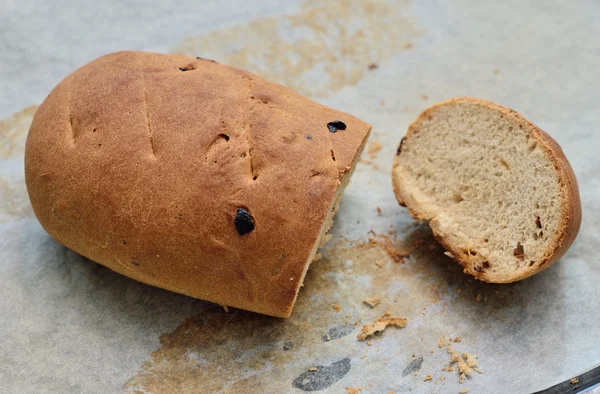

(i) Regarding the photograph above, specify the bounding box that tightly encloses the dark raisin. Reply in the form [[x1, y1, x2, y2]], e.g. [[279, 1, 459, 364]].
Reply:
[[234, 208, 255, 235], [327, 121, 346, 133], [306, 135, 313, 140], [474, 266, 483, 272], [397, 137, 406, 155], [196, 56, 216, 63]]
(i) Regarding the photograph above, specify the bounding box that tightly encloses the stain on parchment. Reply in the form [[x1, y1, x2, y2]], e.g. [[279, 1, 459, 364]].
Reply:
[[322, 323, 354, 342], [0, 106, 38, 221], [0, 175, 34, 222], [0, 105, 38, 159], [402, 356, 423, 376], [292, 358, 351, 391], [171, 0, 422, 98]]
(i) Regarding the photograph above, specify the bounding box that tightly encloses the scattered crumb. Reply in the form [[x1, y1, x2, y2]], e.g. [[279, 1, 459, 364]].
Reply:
[[309, 367, 318, 371], [376, 206, 382, 216], [462, 352, 482, 373], [364, 296, 381, 308], [439, 336, 445, 348], [454, 337, 461, 343], [368, 63, 378, 70], [458, 389, 469, 393], [313, 253, 323, 261], [357, 315, 407, 340], [494, 68, 500, 74], [444, 251, 455, 258], [346, 388, 361, 394], [412, 354, 416, 358], [368, 141, 382, 158], [384, 311, 391, 316], [332, 304, 342, 312], [420, 308, 426, 315], [325, 333, 331, 341], [570, 378, 579, 385], [475, 294, 481, 302], [366, 341, 373, 346], [412, 220, 420, 226], [375, 260, 384, 268], [221, 305, 229, 312], [420, 94, 428, 100], [424, 374, 432, 381], [361, 354, 368, 359], [404, 42, 413, 49]]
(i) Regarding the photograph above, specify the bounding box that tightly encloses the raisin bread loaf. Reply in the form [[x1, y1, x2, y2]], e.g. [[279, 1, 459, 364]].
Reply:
[[25, 51, 371, 317]]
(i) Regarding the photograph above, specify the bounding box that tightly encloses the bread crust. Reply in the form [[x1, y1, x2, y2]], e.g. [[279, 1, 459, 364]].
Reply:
[[393, 97, 581, 283], [25, 51, 371, 317]]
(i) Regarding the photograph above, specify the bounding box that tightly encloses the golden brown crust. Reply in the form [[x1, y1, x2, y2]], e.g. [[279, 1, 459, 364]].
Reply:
[[393, 97, 581, 283], [25, 51, 371, 317]]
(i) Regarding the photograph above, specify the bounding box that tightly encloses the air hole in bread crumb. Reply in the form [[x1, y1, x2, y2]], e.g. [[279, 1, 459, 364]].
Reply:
[[484, 238, 489, 243], [508, 126, 513, 131], [330, 149, 336, 161], [453, 193, 464, 203], [253, 175, 258, 181], [240, 153, 246, 158], [513, 242, 525, 260], [499, 159, 510, 170], [122, 240, 127, 245], [533, 232, 538, 240], [218, 133, 230, 141], [468, 249, 477, 256], [482, 261, 490, 269], [529, 142, 537, 152], [529, 260, 535, 267], [535, 216, 542, 229]]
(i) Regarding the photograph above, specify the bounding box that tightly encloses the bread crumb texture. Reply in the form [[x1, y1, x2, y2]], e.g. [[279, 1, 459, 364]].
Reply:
[[393, 97, 581, 282]]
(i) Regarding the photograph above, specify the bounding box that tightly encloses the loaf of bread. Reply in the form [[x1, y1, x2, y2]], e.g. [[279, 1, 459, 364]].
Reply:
[[25, 51, 371, 317], [392, 97, 580, 282]]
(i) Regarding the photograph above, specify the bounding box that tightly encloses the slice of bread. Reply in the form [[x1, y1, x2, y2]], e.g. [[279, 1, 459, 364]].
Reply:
[[392, 97, 581, 283]]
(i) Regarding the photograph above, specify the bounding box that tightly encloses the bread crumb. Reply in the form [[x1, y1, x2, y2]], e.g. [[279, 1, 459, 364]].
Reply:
[[454, 337, 461, 342], [346, 388, 361, 394], [366, 341, 373, 346], [309, 367, 318, 371], [376, 206, 382, 216], [475, 293, 481, 302], [368, 141, 382, 158], [404, 42, 413, 49], [361, 354, 368, 359], [221, 305, 229, 312], [439, 336, 445, 348], [384, 311, 391, 316], [420, 94, 429, 100], [364, 296, 381, 308], [368, 63, 378, 71], [357, 315, 407, 340], [462, 352, 482, 373], [458, 389, 469, 393], [424, 374, 432, 381], [332, 304, 342, 312], [412, 354, 416, 358], [375, 260, 384, 268], [494, 68, 500, 74], [570, 378, 579, 385]]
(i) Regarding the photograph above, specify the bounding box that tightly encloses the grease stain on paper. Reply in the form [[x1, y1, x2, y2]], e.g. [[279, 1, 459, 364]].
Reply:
[[171, 0, 422, 98]]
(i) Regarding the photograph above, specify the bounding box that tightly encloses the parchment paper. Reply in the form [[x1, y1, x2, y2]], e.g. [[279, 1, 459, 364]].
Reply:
[[2, 0, 600, 393]]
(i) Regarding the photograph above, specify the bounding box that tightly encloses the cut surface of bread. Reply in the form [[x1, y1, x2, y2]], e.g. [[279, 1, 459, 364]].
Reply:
[[25, 51, 371, 317], [393, 97, 581, 283]]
